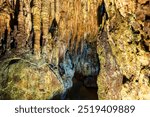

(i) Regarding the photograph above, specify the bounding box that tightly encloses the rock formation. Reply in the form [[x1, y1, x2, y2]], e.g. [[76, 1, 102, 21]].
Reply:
[[99, 0, 150, 99], [0, 0, 149, 100]]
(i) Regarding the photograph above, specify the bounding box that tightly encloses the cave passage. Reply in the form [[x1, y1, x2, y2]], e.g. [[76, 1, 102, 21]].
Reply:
[[52, 40, 100, 100]]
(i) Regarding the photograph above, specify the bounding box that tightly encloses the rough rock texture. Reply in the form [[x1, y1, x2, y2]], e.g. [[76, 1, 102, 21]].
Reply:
[[0, 54, 63, 99], [97, 28, 123, 100], [101, 0, 150, 99]]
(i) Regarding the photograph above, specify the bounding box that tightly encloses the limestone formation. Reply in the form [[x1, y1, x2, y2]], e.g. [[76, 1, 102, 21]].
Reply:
[[0, 0, 149, 100]]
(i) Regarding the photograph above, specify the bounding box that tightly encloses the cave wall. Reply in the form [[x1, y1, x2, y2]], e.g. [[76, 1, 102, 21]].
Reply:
[[98, 0, 150, 99], [0, 0, 149, 100]]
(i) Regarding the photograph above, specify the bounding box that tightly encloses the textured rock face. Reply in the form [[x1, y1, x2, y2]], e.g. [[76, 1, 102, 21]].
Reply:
[[0, 57, 63, 99], [100, 0, 150, 99]]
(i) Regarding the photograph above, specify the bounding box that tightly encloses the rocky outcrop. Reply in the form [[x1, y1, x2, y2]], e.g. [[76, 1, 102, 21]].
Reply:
[[0, 56, 63, 99], [99, 0, 150, 99]]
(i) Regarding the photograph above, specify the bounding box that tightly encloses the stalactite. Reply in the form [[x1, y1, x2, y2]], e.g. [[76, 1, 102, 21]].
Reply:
[[18, 0, 24, 33], [16, 0, 26, 49], [70, 0, 78, 51], [32, 0, 41, 59], [55, 0, 60, 22], [58, 0, 67, 42], [0, 0, 13, 51], [24, 0, 32, 44], [51, 0, 54, 18], [41, 0, 51, 54], [83, 0, 88, 40]]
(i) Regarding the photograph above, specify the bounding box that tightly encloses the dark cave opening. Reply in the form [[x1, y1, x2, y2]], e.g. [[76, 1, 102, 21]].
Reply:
[[65, 76, 98, 100], [52, 76, 99, 100], [52, 40, 100, 100]]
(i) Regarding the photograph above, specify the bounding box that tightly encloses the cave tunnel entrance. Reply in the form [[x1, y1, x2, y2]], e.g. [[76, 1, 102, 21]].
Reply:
[[52, 40, 100, 100]]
